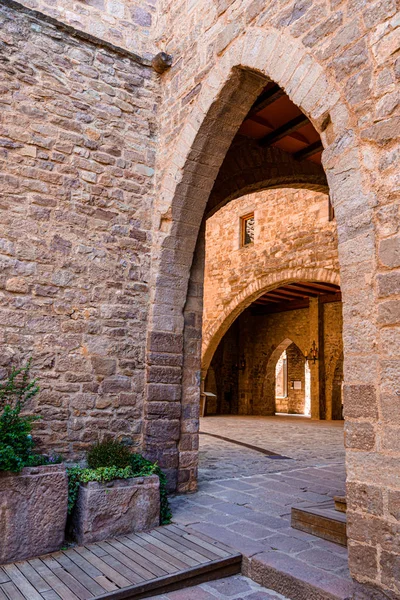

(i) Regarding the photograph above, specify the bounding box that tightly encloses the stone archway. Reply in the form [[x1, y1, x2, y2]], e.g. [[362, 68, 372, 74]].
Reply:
[[145, 25, 375, 504], [202, 267, 340, 373], [263, 338, 308, 417]]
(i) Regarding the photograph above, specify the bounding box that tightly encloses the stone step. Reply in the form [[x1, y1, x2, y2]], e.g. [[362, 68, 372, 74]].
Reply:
[[291, 500, 347, 547], [245, 550, 392, 600]]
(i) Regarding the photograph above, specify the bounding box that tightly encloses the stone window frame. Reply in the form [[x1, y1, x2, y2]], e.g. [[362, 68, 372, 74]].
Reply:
[[240, 212, 255, 247]]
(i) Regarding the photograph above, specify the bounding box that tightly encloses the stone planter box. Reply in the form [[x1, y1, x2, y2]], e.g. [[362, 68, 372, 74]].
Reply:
[[70, 475, 160, 545], [0, 464, 68, 564]]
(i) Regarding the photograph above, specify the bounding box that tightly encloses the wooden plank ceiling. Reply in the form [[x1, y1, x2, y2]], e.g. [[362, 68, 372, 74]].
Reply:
[[251, 281, 341, 315], [239, 83, 323, 164]]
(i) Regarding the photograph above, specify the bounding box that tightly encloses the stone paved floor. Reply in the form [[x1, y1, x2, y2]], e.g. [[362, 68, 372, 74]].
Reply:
[[150, 574, 289, 599], [162, 416, 366, 600], [199, 415, 345, 480]]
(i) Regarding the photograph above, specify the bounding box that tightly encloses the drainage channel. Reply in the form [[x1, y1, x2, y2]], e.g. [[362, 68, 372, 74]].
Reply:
[[199, 432, 291, 459]]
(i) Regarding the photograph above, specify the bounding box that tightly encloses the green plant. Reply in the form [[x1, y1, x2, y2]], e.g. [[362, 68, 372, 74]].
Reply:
[[24, 452, 63, 467], [66, 466, 84, 514], [66, 452, 172, 524], [0, 360, 40, 473], [87, 439, 132, 469]]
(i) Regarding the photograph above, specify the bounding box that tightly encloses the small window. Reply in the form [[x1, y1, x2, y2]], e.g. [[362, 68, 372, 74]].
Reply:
[[240, 212, 255, 247]]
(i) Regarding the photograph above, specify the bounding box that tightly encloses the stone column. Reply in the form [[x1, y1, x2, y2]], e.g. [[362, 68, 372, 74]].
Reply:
[[309, 297, 325, 420]]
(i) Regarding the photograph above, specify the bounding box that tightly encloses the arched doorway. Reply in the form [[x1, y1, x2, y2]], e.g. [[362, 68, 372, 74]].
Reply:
[[268, 339, 309, 417], [203, 279, 343, 421], [145, 37, 378, 596], [141, 15, 392, 593]]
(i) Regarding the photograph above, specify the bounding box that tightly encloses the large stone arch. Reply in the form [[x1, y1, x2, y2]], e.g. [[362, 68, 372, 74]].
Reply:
[[145, 25, 374, 500], [206, 138, 328, 216], [202, 267, 340, 372]]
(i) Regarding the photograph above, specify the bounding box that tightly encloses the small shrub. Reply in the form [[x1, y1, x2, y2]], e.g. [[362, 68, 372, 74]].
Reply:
[[87, 439, 132, 469], [67, 451, 172, 524], [0, 360, 40, 473], [24, 452, 63, 467]]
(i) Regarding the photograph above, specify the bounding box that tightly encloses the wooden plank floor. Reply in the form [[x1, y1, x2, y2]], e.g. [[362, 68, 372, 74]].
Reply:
[[0, 524, 242, 600]]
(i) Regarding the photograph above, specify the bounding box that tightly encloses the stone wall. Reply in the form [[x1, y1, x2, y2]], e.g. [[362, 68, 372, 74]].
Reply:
[[202, 187, 338, 366], [15, 0, 157, 57], [207, 301, 343, 419], [1, 0, 400, 592], [149, 2, 399, 587], [0, 2, 157, 456]]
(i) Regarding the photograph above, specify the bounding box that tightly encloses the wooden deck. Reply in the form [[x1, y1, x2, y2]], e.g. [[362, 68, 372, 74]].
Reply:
[[0, 524, 241, 600]]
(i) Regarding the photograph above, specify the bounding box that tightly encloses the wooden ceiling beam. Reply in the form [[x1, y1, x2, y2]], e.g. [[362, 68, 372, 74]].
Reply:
[[258, 114, 309, 148], [294, 140, 323, 161], [319, 292, 342, 304], [252, 299, 309, 315], [247, 85, 285, 118], [267, 289, 307, 299], [247, 114, 274, 130], [286, 283, 339, 295], [253, 297, 281, 304]]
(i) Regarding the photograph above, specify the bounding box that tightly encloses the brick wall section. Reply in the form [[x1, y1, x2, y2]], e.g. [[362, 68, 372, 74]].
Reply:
[[202, 187, 338, 364], [0, 3, 157, 457], [16, 0, 157, 57]]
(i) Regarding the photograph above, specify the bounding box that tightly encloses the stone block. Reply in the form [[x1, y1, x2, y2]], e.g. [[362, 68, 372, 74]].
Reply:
[[70, 475, 160, 545], [346, 482, 383, 516], [345, 422, 375, 451], [0, 465, 68, 564], [348, 541, 378, 582], [379, 234, 400, 268], [343, 385, 378, 419]]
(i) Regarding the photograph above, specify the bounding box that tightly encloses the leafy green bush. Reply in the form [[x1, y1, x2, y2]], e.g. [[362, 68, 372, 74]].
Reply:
[[24, 452, 63, 467], [67, 448, 172, 524], [0, 361, 40, 473], [87, 439, 132, 469]]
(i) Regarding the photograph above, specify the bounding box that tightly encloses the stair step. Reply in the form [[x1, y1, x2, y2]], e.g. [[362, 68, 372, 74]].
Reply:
[[291, 500, 347, 547]]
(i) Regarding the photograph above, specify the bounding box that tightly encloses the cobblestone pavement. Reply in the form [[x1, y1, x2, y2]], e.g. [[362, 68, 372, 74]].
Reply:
[[150, 575, 289, 599], [199, 415, 345, 481], [163, 416, 360, 600]]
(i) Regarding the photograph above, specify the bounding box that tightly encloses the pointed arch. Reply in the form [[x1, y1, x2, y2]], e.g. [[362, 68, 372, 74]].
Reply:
[[145, 24, 373, 493]]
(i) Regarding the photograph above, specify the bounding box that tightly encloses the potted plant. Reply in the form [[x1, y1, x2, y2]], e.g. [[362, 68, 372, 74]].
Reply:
[[67, 439, 171, 545], [0, 361, 68, 565]]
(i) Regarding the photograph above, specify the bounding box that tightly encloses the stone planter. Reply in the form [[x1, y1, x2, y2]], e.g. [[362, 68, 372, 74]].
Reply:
[[0, 464, 68, 564], [70, 475, 160, 545]]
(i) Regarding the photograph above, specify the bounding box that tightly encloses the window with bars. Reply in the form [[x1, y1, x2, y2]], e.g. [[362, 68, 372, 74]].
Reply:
[[240, 212, 255, 247]]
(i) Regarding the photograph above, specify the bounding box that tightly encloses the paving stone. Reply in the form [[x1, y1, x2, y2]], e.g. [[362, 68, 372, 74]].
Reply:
[[264, 533, 311, 554], [164, 588, 218, 599], [207, 575, 252, 595], [228, 521, 275, 540], [296, 548, 348, 571], [170, 418, 354, 599]]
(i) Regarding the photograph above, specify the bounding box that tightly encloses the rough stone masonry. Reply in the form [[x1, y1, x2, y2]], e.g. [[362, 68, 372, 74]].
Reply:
[[1, 0, 400, 596]]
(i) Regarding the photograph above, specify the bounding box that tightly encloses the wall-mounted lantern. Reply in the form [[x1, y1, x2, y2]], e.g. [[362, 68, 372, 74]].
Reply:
[[305, 341, 319, 364], [234, 356, 246, 372]]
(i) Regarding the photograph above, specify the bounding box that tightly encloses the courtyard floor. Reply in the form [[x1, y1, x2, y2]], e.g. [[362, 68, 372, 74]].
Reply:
[[161, 416, 362, 600]]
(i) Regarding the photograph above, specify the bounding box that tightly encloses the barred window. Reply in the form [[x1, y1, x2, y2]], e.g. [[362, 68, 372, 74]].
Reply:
[[240, 213, 255, 247]]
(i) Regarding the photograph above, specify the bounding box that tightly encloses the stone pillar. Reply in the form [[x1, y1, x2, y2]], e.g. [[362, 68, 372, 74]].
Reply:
[[309, 297, 325, 420]]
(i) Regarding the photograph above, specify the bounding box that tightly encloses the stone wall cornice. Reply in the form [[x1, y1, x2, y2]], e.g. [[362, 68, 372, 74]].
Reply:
[[1, 0, 153, 68]]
